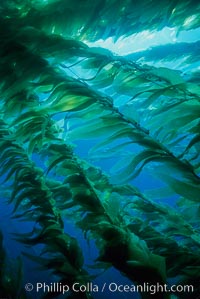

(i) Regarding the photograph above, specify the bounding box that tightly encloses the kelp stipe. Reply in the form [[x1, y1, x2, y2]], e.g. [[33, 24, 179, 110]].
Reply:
[[0, 1, 200, 298]]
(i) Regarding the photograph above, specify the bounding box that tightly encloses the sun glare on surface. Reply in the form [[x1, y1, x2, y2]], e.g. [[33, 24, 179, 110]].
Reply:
[[85, 26, 200, 55]]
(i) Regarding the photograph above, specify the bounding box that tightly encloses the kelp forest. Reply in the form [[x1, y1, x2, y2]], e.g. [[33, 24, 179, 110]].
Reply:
[[0, 1, 200, 299]]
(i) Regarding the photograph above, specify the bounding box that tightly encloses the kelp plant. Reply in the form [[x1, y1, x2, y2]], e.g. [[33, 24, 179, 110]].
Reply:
[[0, 1, 200, 299]]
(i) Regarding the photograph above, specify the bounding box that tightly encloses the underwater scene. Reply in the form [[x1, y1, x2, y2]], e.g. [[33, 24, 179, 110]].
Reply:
[[0, 0, 200, 298]]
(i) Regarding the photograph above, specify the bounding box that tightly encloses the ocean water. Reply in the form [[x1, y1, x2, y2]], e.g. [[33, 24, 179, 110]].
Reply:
[[0, 1, 200, 299]]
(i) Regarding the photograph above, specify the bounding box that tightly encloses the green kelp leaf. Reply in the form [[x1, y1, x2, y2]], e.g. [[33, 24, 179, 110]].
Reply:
[[43, 94, 94, 114], [9, 182, 32, 204], [46, 156, 68, 175], [187, 82, 200, 96], [49, 234, 84, 267], [0, 157, 31, 183], [191, 234, 200, 246], [182, 134, 200, 156], [46, 148, 72, 162], [114, 69, 144, 86], [73, 193, 103, 213], [126, 88, 171, 111], [68, 118, 126, 140], [14, 226, 60, 245], [64, 174, 86, 187], [28, 133, 44, 155], [11, 110, 48, 127], [128, 232, 161, 267], [46, 79, 98, 104], [22, 252, 52, 270], [17, 26, 89, 59], [147, 102, 200, 143], [149, 67, 186, 87], [152, 100, 200, 123], [132, 134, 164, 152], [110, 153, 134, 174], [79, 59, 117, 80], [90, 127, 134, 153], [177, 197, 200, 217], [89, 64, 118, 88], [42, 81, 76, 103], [127, 252, 166, 283], [2, 162, 23, 184], [156, 172, 200, 202], [111, 150, 164, 182], [144, 186, 175, 200], [167, 114, 200, 132], [82, 165, 112, 193], [70, 102, 105, 121], [133, 198, 198, 240], [142, 86, 183, 108], [55, 161, 79, 177], [89, 124, 166, 155], [32, 80, 55, 94], [28, 125, 58, 153], [49, 184, 72, 200], [78, 56, 104, 70], [167, 134, 188, 148], [87, 47, 113, 59], [142, 102, 184, 133], [114, 74, 152, 95], [113, 184, 141, 197], [102, 193, 122, 223], [124, 88, 157, 103], [11, 190, 36, 213]]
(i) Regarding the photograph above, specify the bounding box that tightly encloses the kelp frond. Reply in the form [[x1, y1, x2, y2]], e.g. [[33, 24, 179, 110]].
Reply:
[[0, 120, 93, 298]]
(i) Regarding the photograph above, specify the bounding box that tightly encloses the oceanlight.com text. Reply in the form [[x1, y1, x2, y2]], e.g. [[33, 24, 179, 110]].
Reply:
[[25, 282, 194, 295]]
